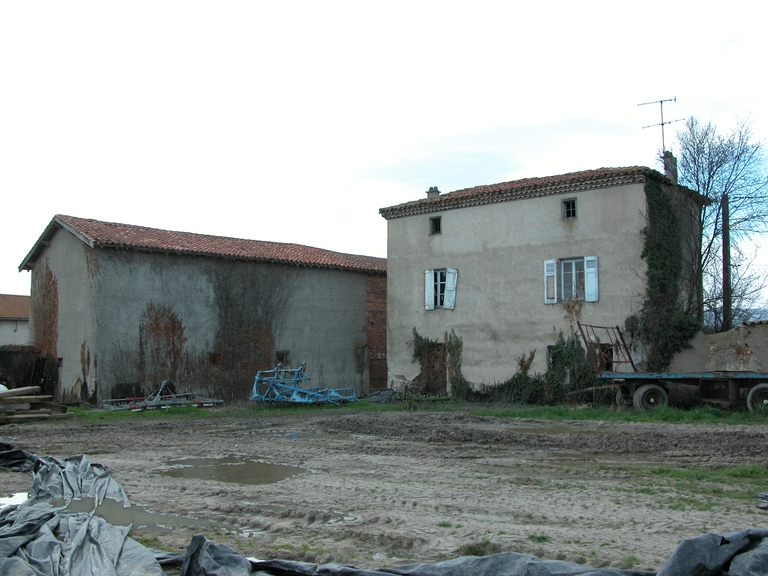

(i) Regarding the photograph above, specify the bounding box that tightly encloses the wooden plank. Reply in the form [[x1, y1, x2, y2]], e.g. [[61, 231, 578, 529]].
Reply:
[[31, 401, 69, 413], [0, 386, 41, 399], [0, 395, 54, 404], [2, 403, 31, 411], [566, 382, 622, 396], [3, 413, 51, 422]]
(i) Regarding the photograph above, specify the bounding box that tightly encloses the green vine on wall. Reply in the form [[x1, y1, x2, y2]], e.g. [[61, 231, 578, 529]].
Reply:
[[636, 180, 701, 370], [409, 326, 599, 405]]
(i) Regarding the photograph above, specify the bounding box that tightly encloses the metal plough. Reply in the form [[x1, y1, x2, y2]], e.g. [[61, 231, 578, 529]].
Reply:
[[249, 363, 356, 405], [101, 381, 224, 411]]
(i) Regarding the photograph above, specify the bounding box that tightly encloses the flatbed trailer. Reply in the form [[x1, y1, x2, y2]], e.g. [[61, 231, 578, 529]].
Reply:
[[576, 322, 768, 412]]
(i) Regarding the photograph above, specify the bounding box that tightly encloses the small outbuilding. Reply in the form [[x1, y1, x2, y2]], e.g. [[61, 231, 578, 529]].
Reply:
[[0, 294, 30, 347]]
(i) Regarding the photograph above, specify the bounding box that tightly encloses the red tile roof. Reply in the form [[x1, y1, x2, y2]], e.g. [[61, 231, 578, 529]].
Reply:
[[0, 294, 30, 319], [21, 216, 386, 274], [380, 166, 685, 219]]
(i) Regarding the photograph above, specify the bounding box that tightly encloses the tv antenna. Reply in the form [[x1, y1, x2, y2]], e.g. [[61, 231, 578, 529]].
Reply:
[[638, 97, 684, 152]]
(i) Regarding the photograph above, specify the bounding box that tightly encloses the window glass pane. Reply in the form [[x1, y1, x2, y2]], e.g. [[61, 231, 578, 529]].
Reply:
[[434, 269, 447, 307], [562, 261, 573, 299], [575, 259, 585, 298], [561, 258, 585, 299]]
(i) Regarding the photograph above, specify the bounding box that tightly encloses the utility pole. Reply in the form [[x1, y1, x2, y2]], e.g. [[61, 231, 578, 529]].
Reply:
[[722, 193, 732, 331]]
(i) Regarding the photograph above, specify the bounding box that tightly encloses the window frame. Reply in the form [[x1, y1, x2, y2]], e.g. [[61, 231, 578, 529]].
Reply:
[[424, 268, 457, 310], [429, 216, 442, 236], [543, 256, 598, 304], [562, 198, 577, 220]]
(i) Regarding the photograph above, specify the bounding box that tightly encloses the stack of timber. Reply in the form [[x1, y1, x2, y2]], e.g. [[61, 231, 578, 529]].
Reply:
[[0, 386, 71, 424]]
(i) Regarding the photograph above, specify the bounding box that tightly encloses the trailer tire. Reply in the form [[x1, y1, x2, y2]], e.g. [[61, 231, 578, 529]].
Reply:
[[633, 384, 668, 411], [747, 383, 768, 413], [615, 389, 630, 407]]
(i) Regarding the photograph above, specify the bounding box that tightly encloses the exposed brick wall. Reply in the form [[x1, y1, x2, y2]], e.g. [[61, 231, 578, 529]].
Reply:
[[365, 273, 387, 391]]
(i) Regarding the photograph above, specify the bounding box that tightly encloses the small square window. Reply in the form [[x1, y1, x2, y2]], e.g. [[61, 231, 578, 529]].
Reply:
[[562, 198, 577, 220], [429, 216, 442, 235]]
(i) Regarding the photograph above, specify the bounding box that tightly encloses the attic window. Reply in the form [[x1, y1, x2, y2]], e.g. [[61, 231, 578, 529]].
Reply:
[[562, 198, 577, 220], [429, 216, 442, 236]]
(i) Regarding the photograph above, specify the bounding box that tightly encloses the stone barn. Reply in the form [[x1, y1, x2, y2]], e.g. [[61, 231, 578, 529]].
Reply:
[[19, 215, 387, 403]]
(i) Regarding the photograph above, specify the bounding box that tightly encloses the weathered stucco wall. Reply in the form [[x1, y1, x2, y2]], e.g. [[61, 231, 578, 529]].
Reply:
[[26, 241, 377, 403], [276, 267, 369, 393], [386, 182, 650, 385], [669, 323, 768, 373], [29, 229, 96, 400], [0, 319, 29, 346]]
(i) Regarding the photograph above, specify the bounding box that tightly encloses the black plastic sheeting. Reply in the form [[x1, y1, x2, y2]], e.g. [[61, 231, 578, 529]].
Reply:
[[2, 435, 768, 576]]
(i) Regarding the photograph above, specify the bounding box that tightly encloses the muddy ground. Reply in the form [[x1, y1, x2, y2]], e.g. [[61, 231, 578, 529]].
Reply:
[[2, 408, 768, 572]]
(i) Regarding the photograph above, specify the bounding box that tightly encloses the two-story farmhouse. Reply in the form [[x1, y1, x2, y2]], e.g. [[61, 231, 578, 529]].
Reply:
[[20, 215, 387, 403], [380, 162, 705, 391]]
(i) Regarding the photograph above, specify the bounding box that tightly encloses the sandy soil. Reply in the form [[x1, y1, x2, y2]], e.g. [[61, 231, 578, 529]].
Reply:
[[2, 409, 768, 572]]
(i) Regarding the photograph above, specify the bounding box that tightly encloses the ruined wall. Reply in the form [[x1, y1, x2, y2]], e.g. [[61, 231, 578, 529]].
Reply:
[[669, 323, 768, 373]]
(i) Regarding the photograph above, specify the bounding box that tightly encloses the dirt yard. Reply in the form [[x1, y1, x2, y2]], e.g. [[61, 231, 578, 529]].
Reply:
[[2, 408, 768, 572]]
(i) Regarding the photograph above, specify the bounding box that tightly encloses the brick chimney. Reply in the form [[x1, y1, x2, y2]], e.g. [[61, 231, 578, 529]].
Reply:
[[426, 186, 441, 198], [663, 151, 678, 184]]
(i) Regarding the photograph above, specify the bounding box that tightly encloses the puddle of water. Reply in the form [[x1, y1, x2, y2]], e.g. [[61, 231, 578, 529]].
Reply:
[[156, 455, 305, 485], [52, 497, 214, 533], [0, 492, 29, 508]]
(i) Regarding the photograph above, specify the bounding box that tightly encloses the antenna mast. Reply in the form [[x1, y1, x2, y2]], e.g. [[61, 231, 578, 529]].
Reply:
[[638, 97, 683, 152]]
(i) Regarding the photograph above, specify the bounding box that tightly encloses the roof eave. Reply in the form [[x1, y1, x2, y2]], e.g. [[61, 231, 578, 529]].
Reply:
[[78, 242, 387, 275]]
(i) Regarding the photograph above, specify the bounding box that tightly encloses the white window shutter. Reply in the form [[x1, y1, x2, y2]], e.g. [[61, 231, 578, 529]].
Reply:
[[544, 260, 557, 304], [444, 268, 458, 310], [424, 270, 435, 310], [584, 256, 598, 302]]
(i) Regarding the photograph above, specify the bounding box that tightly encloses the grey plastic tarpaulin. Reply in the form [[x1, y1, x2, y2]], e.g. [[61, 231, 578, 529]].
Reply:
[[2, 436, 768, 576]]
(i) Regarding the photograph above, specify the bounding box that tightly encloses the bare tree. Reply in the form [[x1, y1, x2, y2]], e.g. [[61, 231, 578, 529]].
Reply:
[[675, 117, 768, 332]]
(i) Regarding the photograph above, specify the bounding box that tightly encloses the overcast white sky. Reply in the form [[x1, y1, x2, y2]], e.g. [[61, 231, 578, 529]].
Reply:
[[2, 1, 766, 296]]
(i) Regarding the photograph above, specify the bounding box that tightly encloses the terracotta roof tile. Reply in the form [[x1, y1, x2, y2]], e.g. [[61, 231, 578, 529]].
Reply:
[[0, 294, 30, 319], [380, 166, 674, 219], [32, 216, 386, 274]]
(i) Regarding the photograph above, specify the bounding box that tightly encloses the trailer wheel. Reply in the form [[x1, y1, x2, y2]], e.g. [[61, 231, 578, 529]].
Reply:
[[633, 384, 668, 411], [747, 383, 768, 413], [615, 389, 630, 407]]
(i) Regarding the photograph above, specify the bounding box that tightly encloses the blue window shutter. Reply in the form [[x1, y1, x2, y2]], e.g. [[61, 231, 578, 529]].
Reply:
[[444, 269, 458, 310], [544, 260, 557, 304], [584, 256, 598, 302], [424, 270, 434, 310]]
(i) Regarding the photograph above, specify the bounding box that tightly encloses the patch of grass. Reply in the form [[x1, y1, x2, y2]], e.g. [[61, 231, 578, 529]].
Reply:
[[67, 397, 768, 425], [642, 464, 768, 482], [616, 556, 639, 569], [131, 534, 161, 549], [459, 538, 501, 557], [473, 403, 768, 424], [527, 533, 549, 543], [437, 521, 452, 528]]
